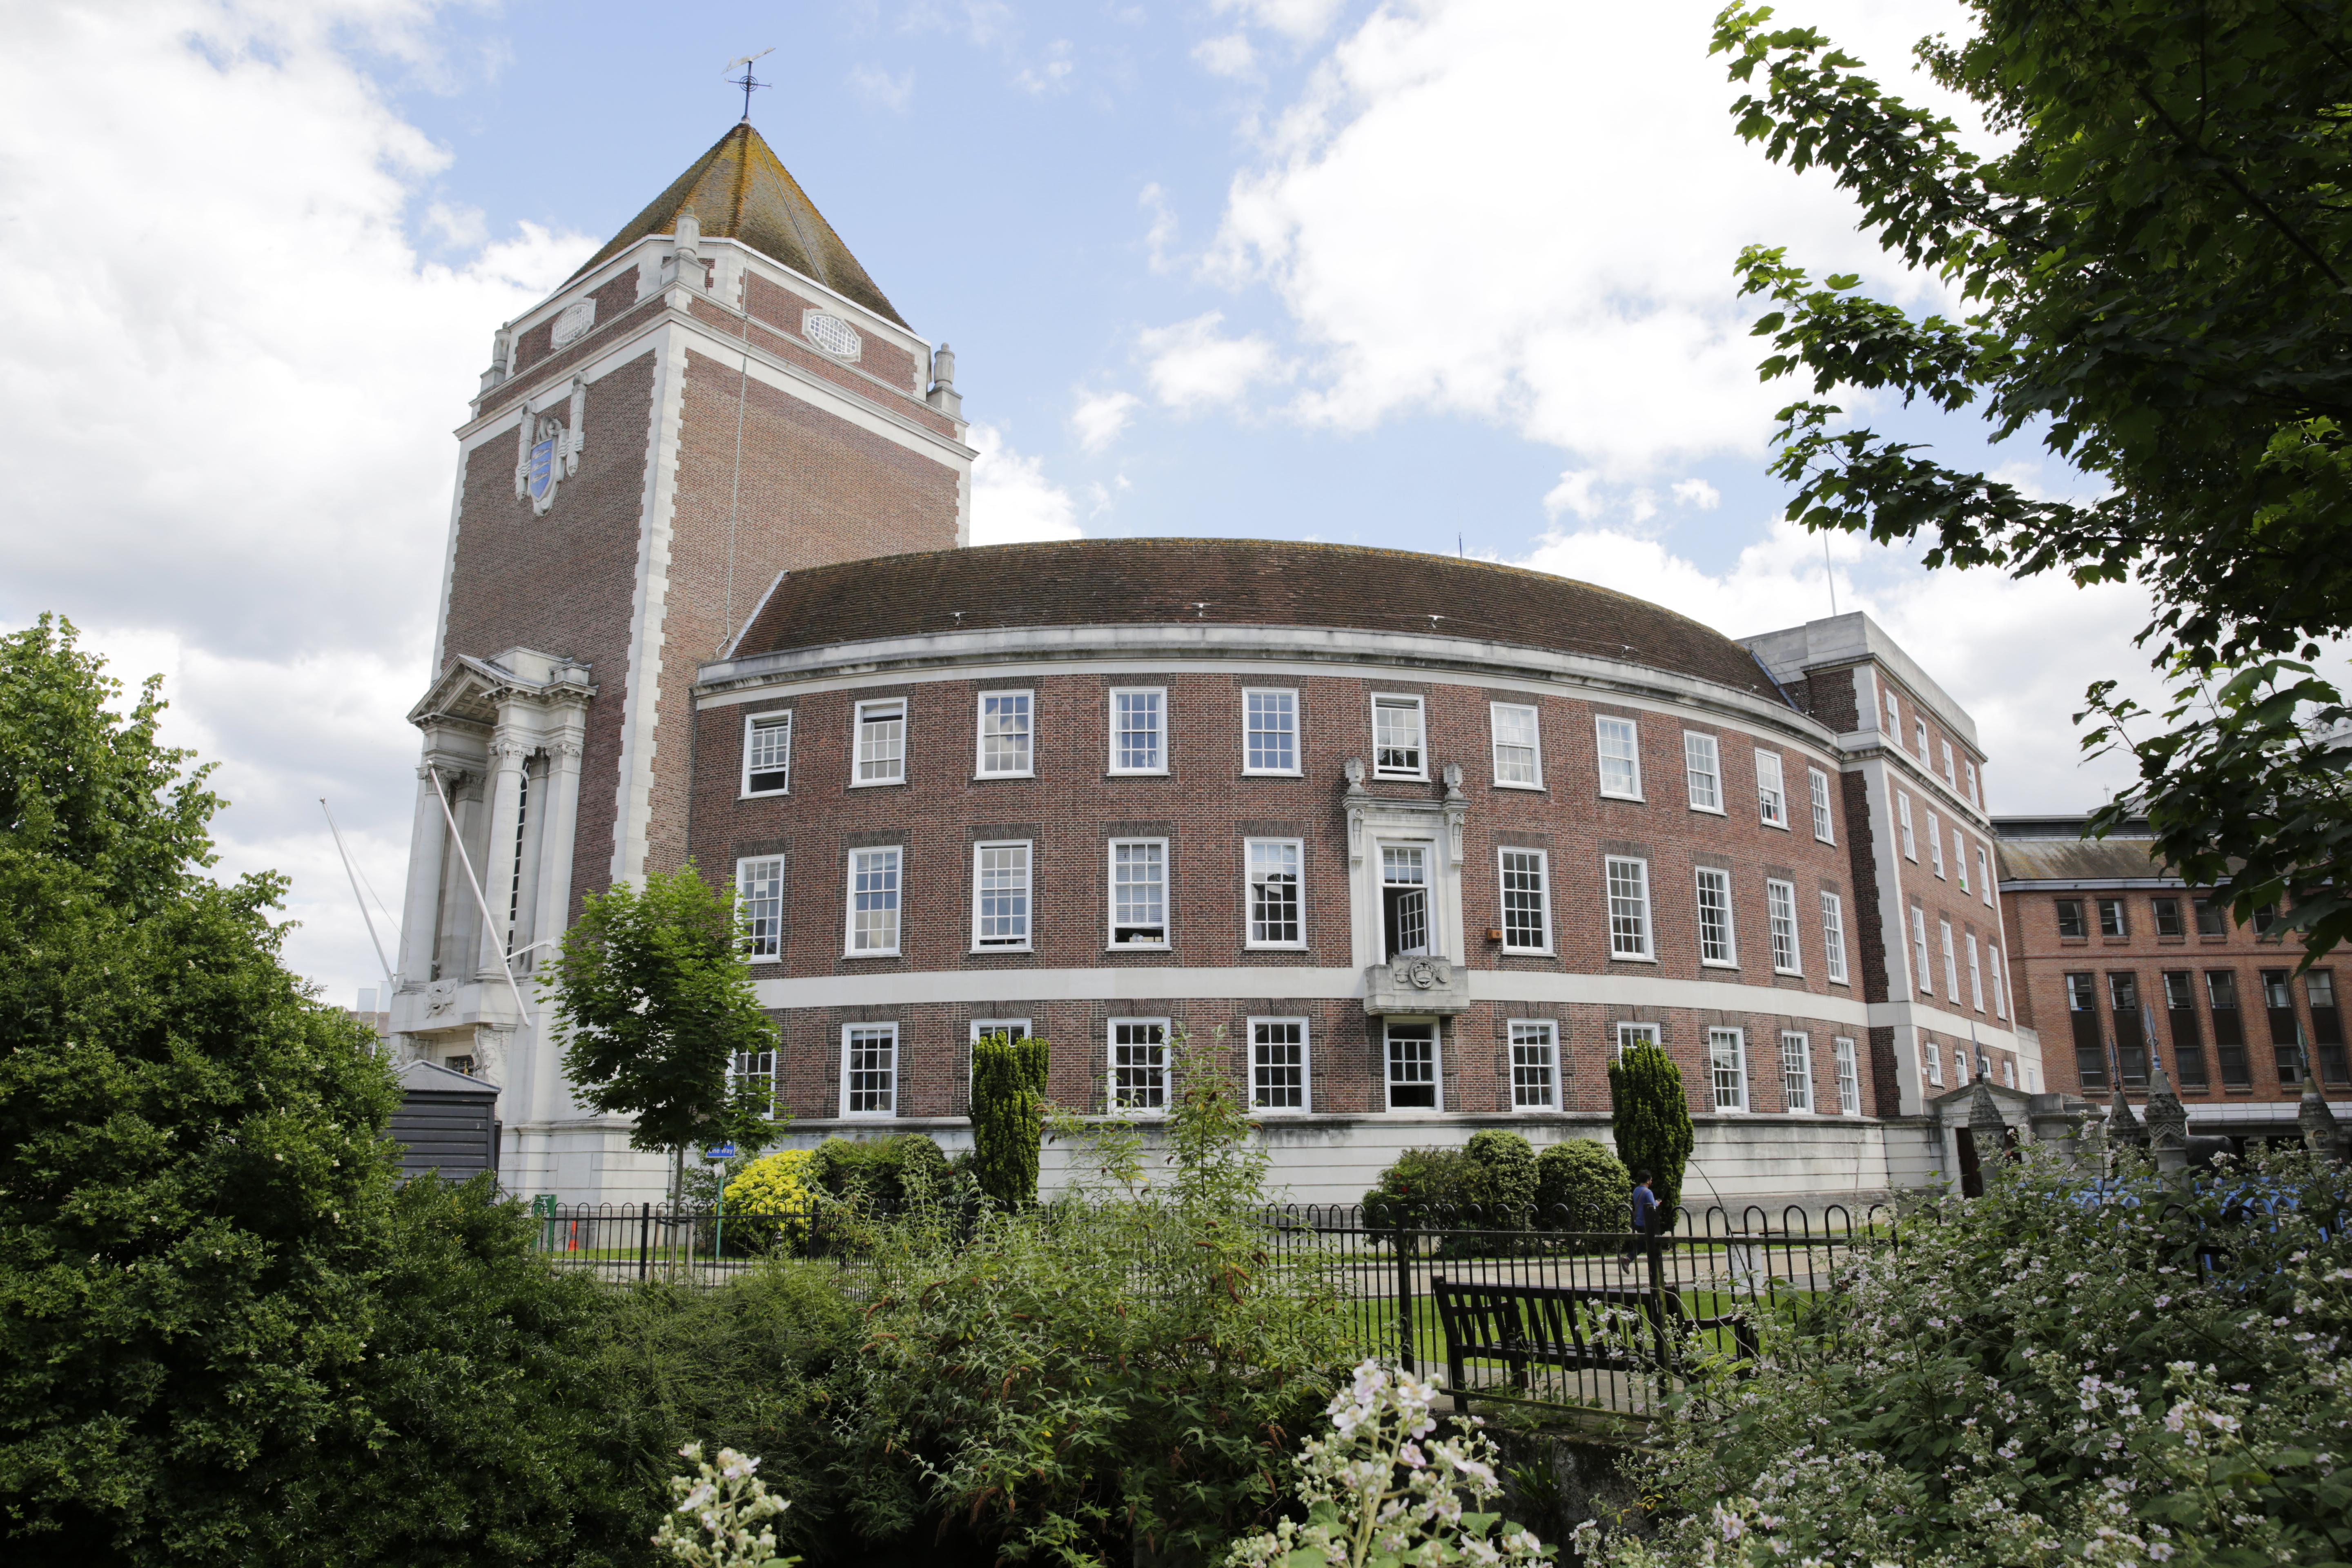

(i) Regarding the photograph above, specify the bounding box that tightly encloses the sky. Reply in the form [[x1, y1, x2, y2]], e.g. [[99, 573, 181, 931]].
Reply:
[[0, 0, 2160, 1010]]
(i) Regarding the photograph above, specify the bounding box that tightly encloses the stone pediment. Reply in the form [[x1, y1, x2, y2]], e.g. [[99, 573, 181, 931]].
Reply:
[[1364, 956, 1471, 1016], [408, 648, 595, 731]]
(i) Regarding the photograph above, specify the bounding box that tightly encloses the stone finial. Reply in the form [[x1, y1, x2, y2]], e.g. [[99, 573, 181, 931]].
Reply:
[[2107, 1082, 2144, 1147], [1343, 756, 1367, 793], [1442, 761, 1466, 801], [2301, 1079, 2343, 1160], [926, 342, 963, 416], [675, 209, 702, 254], [2144, 1060, 2189, 1177]]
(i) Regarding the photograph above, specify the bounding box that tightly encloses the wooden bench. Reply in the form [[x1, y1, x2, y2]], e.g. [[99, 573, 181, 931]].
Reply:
[[1428, 1273, 1757, 1414]]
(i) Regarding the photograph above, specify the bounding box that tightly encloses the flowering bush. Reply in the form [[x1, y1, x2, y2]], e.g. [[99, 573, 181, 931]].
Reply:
[[651, 1442, 798, 1568], [1580, 1144, 2352, 1568], [720, 1148, 816, 1251], [1224, 1359, 1554, 1568]]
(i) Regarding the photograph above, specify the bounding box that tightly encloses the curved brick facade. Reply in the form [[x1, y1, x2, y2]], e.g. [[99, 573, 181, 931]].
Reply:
[[684, 546, 1981, 1166]]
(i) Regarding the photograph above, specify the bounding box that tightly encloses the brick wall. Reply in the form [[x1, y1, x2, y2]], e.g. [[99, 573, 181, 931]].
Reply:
[[439, 351, 657, 917], [2001, 884, 2345, 1103], [691, 666, 1881, 1123]]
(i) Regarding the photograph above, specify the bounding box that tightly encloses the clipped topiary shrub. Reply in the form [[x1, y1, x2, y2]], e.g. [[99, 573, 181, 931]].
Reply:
[[1463, 1127, 1538, 1218], [804, 1133, 952, 1209], [1608, 1041, 1693, 1224], [971, 1031, 1050, 1209], [1362, 1147, 1483, 1227], [721, 1147, 815, 1252], [1535, 1138, 1632, 1234], [1363, 1130, 1538, 1225]]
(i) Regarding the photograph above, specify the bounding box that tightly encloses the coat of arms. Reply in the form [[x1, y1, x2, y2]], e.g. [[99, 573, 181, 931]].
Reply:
[[513, 376, 588, 516]]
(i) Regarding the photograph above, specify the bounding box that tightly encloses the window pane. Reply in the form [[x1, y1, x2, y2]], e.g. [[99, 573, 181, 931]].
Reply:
[[1248, 840, 1303, 945], [2098, 898, 2127, 938], [975, 842, 1031, 946], [1709, 1027, 1746, 1111], [1245, 690, 1297, 772], [1385, 1022, 1437, 1108], [1755, 750, 1786, 826], [1683, 733, 1722, 810], [1111, 840, 1166, 945], [1492, 704, 1540, 785], [1834, 1038, 1860, 1115], [1821, 891, 1849, 984], [1695, 868, 1735, 965], [1500, 850, 1549, 950], [850, 848, 901, 953], [1383, 845, 1429, 957], [856, 702, 905, 783], [1780, 1031, 1811, 1111], [1928, 812, 1944, 875], [1113, 690, 1163, 771], [1510, 1021, 1555, 1109], [1614, 1021, 1659, 1060], [1898, 793, 1916, 859], [1911, 906, 1933, 994], [1374, 697, 1424, 775], [730, 1048, 778, 1118], [1955, 831, 1969, 891], [1252, 1019, 1306, 1109], [1767, 880, 1801, 974], [1111, 1020, 1167, 1111], [1967, 934, 1984, 1010], [2056, 898, 2086, 938], [980, 692, 1032, 774], [1606, 857, 1651, 958], [1597, 717, 1641, 796], [2153, 897, 2183, 937], [1809, 768, 1833, 841], [2194, 898, 2226, 936], [746, 714, 792, 793], [846, 1026, 896, 1114], [738, 856, 784, 959]]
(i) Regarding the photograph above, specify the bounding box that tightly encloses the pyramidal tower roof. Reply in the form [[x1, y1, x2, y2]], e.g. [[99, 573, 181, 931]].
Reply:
[[567, 122, 908, 327]]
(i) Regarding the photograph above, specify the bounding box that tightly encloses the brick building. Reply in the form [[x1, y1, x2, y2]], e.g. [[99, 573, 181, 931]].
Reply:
[[1996, 815, 2348, 1145], [389, 123, 2041, 1206]]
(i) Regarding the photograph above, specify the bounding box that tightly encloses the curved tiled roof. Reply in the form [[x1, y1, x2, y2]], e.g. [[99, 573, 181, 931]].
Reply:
[[728, 538, 1786, 701], [567, 124, 907, 327]]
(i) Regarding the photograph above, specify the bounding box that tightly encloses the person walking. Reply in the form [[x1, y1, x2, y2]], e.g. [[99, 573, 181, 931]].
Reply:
[[1620, 1169, 1657, 1270]]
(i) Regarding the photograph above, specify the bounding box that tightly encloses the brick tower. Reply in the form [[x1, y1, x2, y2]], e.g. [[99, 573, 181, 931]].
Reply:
[[388, 122, 971, 1198]]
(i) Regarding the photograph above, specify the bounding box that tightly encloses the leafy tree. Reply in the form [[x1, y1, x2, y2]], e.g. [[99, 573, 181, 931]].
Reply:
[[969, 1031, 1050, 1209], [0, 619, 659, 1567], [0, 618, 406, 1560], [1608, 1044, 1693, 1223], [544, 865, 784, 1205], [1711, 0, 2352, 962]]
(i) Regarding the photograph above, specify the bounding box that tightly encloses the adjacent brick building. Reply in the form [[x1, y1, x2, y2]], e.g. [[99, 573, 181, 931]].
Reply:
[[1996, 815, 2347, 1145], [389, 122, 2040, 1206]]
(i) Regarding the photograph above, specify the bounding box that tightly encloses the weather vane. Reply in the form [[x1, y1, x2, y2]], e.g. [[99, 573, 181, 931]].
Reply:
[[725, 49, 773, 122]]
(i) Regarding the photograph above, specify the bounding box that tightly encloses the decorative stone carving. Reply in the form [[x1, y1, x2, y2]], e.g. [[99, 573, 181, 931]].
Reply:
[[1441, 762, 1466, 800], [551, 297, 596, 347], [513, 376, 588, 516], [1363, 956, 1470, 1016], [1343, 756, 1367, 793], [2144, 1061, 2190, 1178], [803, 310, 862, 361]]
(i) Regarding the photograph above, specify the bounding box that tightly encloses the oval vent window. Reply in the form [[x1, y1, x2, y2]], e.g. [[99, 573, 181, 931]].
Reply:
[[801, 311, 862, 361]]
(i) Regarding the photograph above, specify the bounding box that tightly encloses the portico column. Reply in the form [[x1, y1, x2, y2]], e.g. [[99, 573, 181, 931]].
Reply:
[[525, 729, 587, 1129], [395, 762, 448, 988], [475, 728, 530, 982]]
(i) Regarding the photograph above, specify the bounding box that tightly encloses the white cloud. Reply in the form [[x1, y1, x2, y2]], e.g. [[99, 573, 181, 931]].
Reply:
[[969, 424, 1084, 543], [0, 1, 595, 1007], [1015, 38, 1076, 94], [1194, 32, 1259, 77], [1214, 0, 1349, 43], [1672, 478, 1722, 510], [850, 63, 915, 111], [1140, 182, 1179, 271], [1515, 521, 2159, 813], [1071, 389, 1143, 452], [1137, 311, 1288, 412], [1208, 0, 1982, 479], [1541, 470, 1598, 521]]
